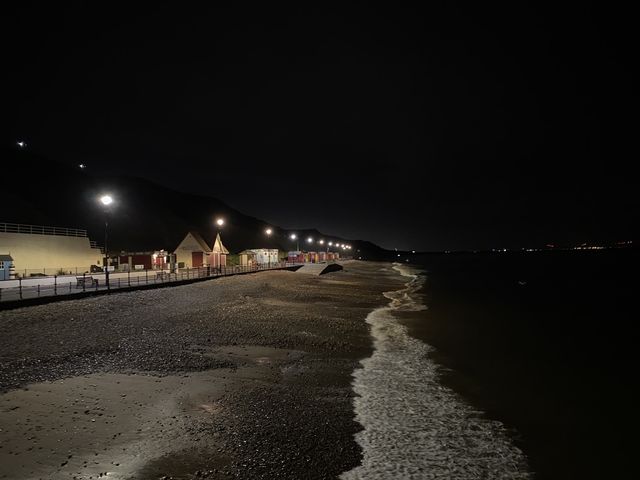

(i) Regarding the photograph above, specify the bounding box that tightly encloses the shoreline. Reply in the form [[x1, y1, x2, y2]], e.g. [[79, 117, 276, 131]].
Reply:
[[1, 261, 404, 479], [344, 263, 530, 479]]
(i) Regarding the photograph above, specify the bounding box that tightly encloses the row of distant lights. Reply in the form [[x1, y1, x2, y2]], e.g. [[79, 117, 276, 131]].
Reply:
[[98, 196, 351, 250], [288, 233, 352, 250]]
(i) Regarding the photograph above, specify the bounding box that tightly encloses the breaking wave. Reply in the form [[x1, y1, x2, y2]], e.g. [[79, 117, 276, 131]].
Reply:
[[341, 264, 531, 479]]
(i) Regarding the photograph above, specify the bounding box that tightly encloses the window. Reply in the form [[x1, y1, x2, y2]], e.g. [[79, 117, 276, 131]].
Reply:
[[0, 261, 4, 269]]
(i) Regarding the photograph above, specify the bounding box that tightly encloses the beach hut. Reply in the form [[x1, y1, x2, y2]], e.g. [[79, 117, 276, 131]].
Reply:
[[308, 251, 319, 263], [209, 233, 229, 269], [245, 249, 278, 266], [288, 251, 303, 263], [0, 254, 14, 280], [318, 251, 327, 262], [238, 250, 257, 267], [117, 250, 174, 271], [174, 232, 211, 268]]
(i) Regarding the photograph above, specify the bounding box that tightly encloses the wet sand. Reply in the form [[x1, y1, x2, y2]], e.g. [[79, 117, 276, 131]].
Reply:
[[0, 261, 404, 479]]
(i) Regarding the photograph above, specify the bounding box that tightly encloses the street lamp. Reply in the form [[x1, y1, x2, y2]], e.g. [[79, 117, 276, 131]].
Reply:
[[265, 228, 273, 267], [100, 195, 113, 289], [290, 233, 298, 251], [307, 237, 313, 244], [216, 218, 224, 229]]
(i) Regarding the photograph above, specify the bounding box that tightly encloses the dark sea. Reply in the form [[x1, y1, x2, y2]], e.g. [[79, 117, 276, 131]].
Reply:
[[404, 249, 638, 479]]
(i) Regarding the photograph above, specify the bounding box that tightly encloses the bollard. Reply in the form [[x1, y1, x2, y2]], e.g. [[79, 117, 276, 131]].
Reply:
[[37, 284, 40, 297], [69, 282, 72, 292], [19, 278, 22, 300], [54, 275, 57, 295], [82, 272, 86, 292], [128, 270, 131, 287]]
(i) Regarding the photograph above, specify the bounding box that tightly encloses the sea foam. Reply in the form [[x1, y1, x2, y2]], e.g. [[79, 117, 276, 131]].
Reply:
[[341, 264, 531, 479]]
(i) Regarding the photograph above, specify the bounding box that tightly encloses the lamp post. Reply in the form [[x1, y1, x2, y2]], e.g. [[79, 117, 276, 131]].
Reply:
[[290, 233, 298, 251], [214, 218, 224, 272], [100, 195, 113, 289], [265, 228, 272, 267]]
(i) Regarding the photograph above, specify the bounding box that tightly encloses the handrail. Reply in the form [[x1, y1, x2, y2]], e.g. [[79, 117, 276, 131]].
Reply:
[[0, 222, 88, 237]]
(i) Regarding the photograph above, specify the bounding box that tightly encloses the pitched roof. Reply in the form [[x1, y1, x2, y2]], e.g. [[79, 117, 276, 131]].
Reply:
[[190, 231, 212, 253], [212, 233, 229, 254], [0, 254, 14, 261]]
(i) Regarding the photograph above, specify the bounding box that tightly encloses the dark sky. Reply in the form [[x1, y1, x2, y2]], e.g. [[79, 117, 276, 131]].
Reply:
[[3, 3, 636, 251]]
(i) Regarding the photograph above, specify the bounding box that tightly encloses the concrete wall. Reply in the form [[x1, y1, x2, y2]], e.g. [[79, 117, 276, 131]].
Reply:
[[0, 232, 103, 275]]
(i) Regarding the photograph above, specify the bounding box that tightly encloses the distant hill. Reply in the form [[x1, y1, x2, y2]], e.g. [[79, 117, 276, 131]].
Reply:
[[3, 147, 388, 258]]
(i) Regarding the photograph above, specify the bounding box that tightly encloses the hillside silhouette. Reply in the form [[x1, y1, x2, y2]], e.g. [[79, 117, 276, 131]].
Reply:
[[3, 147, 385, 257]]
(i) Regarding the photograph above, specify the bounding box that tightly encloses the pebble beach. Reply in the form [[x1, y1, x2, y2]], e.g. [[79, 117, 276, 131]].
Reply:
[[0, 261, 404, 479]]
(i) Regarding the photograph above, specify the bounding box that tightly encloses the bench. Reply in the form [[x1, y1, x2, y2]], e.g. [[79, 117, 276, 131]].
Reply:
[[156, 271, 176, 280], [76, 276, 98, 288]]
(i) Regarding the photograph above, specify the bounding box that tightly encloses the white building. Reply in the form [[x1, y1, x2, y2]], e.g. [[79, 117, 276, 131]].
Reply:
[[246, 249, 278, 265]]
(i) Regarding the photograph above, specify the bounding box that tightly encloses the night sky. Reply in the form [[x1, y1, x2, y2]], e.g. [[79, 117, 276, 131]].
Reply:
[[4, 4, 635, 251]]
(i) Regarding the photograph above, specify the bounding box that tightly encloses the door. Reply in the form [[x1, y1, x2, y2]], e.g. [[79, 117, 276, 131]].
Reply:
[[192, 251, 203, 267]]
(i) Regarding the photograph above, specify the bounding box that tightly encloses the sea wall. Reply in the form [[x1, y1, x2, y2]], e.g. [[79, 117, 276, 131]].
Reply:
[[0, 232, 103, 274]]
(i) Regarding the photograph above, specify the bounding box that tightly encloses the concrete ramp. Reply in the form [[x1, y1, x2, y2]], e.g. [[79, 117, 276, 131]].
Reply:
[[295, 263, 343, 275]]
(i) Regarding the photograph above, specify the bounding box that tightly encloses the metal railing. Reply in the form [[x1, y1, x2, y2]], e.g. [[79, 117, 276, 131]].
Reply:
[[0, 262, 300, 303], [0, 222, 88, 237], [4, 266, 95, 278]]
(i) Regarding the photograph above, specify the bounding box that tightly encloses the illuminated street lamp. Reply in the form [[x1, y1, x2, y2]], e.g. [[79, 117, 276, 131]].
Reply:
[[264, 228, 273, 266], [99, 194, 114, 289], [216, 218, 225, 228], [307, 237, 313, 244], [290, 233, 298, 251]]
